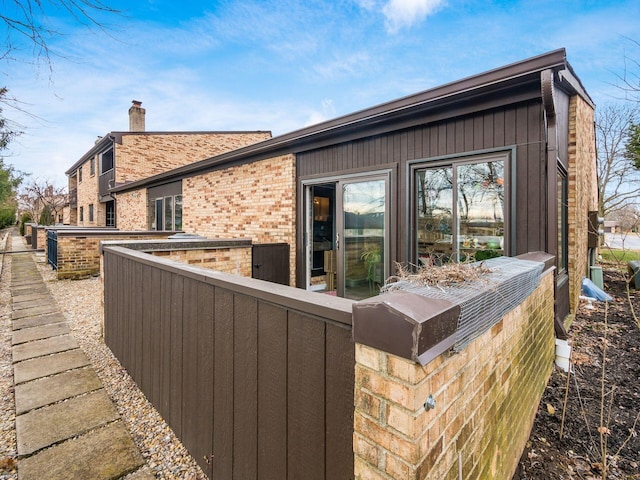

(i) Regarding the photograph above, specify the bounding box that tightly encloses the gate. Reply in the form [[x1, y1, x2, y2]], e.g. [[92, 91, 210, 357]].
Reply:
[[252, 243, 290, 285], [47, 230, 58, 269]]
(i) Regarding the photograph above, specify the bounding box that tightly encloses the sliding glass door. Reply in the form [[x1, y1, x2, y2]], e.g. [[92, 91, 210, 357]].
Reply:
[[305, 173, 389, 300]]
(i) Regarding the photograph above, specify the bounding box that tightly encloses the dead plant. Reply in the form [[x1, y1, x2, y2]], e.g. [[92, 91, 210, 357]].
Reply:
[[385, 256, 492, 289]]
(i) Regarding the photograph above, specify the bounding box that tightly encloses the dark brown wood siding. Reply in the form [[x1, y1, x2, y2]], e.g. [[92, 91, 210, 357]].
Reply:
[[103, 247, 354, 480], [297, 99, 546, 263]]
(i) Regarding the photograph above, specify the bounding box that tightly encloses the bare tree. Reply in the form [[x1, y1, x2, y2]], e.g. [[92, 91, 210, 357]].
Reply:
[[19, 178, 67, 225], [614, 37, 640, 103], [596, 103, 640, 218], [1, 0, 120, 71]]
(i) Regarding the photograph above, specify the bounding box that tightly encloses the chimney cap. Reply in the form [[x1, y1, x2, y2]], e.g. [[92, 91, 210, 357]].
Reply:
[[131, 100, 142, 107]]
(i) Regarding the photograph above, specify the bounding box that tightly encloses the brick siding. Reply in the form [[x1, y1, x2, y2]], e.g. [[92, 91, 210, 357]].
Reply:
[[182, 154, 297, 285], [114, 132, 271, 184], [116, 190, 149, 231], [354, 270, 555, 479], [150, 247, 252, 277], [567, 95, 597, 313], [70, 132, 270, 227]]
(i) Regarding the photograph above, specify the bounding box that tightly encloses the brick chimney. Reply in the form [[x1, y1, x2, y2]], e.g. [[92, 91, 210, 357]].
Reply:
[[128, 100, 146, 131]]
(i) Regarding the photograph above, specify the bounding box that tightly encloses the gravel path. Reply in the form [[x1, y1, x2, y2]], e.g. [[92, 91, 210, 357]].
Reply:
[[0, 234, 208, 479]]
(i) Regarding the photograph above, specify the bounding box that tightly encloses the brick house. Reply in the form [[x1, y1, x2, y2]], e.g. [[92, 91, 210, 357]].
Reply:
[[65, 100, 271, 228], [110, 49, 596, 327]]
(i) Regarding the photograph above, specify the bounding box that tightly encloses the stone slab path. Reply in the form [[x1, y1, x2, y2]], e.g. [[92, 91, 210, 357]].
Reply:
[[6, 232, 152, 480]]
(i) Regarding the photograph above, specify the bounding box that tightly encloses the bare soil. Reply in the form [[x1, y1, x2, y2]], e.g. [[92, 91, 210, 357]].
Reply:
[[514, 268, 640, 479]]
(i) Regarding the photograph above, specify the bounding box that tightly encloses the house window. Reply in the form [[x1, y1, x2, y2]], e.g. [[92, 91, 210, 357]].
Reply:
[[79, 206, 84, 222], [79, 167, 83, 183], [90, 158, 95, 176], [150, 195, 182, 231], [106, 201, 115, 227], [100, 148, 114, 174], [415, 154, 507, 263], [557, 166, 568, 274], [89, 204, 94, 223]]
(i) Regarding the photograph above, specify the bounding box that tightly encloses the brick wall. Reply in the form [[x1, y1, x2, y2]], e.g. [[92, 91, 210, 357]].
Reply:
[[182, 154, 297, 285], [353, 270, 555, 479], [56, 232, 174, 279], [150, 247, 252, 277], [76, 159, 99, 227], [567, 95, 597, 313], [114, 132, 271, 184], [116, 190, 149, 231]]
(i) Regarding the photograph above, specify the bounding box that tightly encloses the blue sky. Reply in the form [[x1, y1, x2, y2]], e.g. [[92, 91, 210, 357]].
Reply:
[[3, 0, 640, 188]]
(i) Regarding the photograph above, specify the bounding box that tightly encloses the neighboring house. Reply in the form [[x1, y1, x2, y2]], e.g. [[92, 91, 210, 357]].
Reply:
[[603, 220, 618, 233], [110, 49, 597, 327], [65, 100, 271, 228]]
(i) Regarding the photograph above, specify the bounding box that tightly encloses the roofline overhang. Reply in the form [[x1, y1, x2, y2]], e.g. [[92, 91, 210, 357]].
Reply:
[[111, 48, 592, 194]]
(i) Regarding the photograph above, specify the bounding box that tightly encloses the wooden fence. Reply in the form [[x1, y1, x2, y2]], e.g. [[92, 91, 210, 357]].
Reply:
[[102, 246, 355, 480]]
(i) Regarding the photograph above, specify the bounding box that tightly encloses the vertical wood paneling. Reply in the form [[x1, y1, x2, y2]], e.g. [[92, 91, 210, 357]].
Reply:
[[233, 294, 259, 479], [169, 274, 184, 437], [197, 282, 215, 478], [325, 324, 355, 480], [181, 277, 201, 465], [149, 266, 162, 407], [159, 270, 173, 418], [257, 302, 288, 479], [288, 312, 326, 480], [141, 264, 153, 397], [213, 288, 234, 480], [103, 250, 356, 480]]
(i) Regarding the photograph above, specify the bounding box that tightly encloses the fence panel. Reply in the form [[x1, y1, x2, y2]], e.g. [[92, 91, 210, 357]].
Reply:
[[47, 230, 58, 269], [103, 247, 354, 480]]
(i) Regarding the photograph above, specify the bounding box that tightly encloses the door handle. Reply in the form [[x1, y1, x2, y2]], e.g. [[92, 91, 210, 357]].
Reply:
[[336, 233, 340, 250], [254, 264, 262, 269]]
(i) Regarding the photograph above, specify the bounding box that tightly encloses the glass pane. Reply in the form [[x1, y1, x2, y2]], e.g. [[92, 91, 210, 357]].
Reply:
[[456, 161, 504, 261], [416, 167, 453, 264], [155, 198, 163, 231], [164, 196, 173, 231], [174, 195, 183, 231], [557, 171, 567, 272], [310, 185, 336, 293], [343, 179, 385, 300]]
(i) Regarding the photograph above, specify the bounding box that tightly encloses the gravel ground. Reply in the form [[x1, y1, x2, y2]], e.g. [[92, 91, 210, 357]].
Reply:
[[0, 236, 208, 479]]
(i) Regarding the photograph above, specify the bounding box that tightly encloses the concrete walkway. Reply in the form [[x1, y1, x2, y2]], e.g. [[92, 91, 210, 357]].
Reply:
[[6, 231, 152, 480]]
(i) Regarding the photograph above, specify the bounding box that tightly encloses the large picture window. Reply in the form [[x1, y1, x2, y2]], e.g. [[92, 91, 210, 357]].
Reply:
[[149, 195, 182, 231], [415, 154, 508, 263]]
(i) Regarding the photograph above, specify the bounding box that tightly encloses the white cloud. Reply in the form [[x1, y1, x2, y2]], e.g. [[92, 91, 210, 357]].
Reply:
[[304, 99, 337, 127], [382, 0, 446, 34]]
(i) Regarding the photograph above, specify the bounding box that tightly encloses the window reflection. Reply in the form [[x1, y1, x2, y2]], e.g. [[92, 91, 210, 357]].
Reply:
[[417, 159, 505, 263]]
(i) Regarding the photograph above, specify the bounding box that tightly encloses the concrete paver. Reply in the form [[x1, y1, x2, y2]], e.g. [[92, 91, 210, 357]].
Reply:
[[7, 231, 149, 479], [11, 299, 54, 310], [11, 293, 52, 304], [11, 305, 59, 320], [13, 349, 91, 384], [12, 312, 66, 330], [17, 421, 144, 480], [14, 367, 103, 414], [12, 334, 78, 362], [16, 389, 118, 455], [12, 322, 70, 345]]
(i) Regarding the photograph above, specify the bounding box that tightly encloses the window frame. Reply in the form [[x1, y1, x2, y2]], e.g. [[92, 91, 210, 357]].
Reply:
[[79, 206, 84, 222], [90, 157, 95, 176], [100, 148, 114, 175], [149, 194, 183, 231], [409, 150, 513, 264], [89, 204, 94, 223], [557, 164, 568, 275], [78, 166, 83, 183]]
